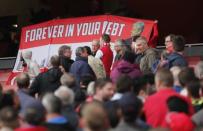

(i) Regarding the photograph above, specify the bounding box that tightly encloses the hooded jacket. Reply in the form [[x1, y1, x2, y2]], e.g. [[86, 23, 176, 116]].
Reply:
[[110, 60, 142, 83], [70, 56, 95, 84]]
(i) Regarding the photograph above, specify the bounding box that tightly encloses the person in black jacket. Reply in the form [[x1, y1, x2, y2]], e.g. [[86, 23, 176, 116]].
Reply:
[[58, 45, 74, 72], [29, 55, 63, 98]]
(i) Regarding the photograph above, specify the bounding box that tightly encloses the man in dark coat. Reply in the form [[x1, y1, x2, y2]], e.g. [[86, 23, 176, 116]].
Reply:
[[29, 55, 63, 97], [70, 47, 95, 85]]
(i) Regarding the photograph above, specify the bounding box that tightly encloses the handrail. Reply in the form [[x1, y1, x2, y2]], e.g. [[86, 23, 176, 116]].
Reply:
[[156, 43, 203, 48], [0, 57, 16, 60]]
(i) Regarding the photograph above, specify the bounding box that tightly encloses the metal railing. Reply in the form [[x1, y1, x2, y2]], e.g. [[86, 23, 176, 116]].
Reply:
[[0, 43, 203, 70]]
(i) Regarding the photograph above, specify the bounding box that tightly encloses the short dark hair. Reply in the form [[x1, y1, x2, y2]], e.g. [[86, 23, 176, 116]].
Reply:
[[104, 101, 120, 128], [16, 73, 30, 89], [133, 76, 148, 95], [50, 55, 60, 67], [178, 67, 196, 87], [155, 68, 174, 87], [171, 35, 185, 52], [167, 96, 189, 114], [123, 51, 135, 64], [58, 45, 71, 56], [119, 93, 143, 122], [83, 46, 92, 55], [94, 78, 112, 90], [116, 75, 133, 93], [186, 78, 201, 98], [102, 34, 111, 43], [80, 74, 95, 88], [23, 105, 45, 125]]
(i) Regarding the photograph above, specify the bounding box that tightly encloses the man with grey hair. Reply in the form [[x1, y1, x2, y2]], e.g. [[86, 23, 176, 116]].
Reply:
[[114, 39, 126, 62], [54, 86, 78, 129], [133, 36, 158, 74], [42, 93, 74, 131], [91, 39, 100, 56], [70, 47, 95, 85], [60, 73, 78, 92]]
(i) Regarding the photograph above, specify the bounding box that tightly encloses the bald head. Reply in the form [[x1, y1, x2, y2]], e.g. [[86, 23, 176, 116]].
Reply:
[[16, 73, 30, 89], [92, 39, 100, 53]]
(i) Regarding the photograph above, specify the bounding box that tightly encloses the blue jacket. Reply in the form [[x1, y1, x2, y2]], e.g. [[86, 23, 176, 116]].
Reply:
[[17, 89, 44, 114], [167, 52, 188, 68], [70, 56, 95, 84]]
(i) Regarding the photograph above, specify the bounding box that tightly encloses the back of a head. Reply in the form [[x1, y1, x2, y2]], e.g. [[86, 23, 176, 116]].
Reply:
[[194, 61, 203, 79], [133, 76, 148, 95], [119, 92, 143, 123], [58, 45, 71, 56], [116, 75, 133, 93], [83, 46, 92, 56], [75, 47, 84, 57], [178, 67, 196, 87], [155, 68, 174, 88], [50, 55, 60, 67], [170, 66, 181, 82], [101, 34, 111, 43], [22, 102, 45, 126], [186, 78, 201, 99], [167, 96, 189, 114], [81, 101, 107, 131], [42, 93, 62, 114], [171, 35, 185, 52], [122, 51, 135, 64], [80, 74, 95, 88], [16, 73, 30, 89], [103, 101, 120, 128], [0, 107, 19, 129], [60, 73, 76, 88], [54, 85, 75, 105]]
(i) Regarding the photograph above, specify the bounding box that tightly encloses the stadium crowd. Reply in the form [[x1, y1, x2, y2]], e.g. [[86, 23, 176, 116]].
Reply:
[[0, 23, 203, 131]]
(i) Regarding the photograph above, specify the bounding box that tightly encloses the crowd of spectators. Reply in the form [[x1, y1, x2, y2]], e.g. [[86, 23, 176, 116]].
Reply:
[[0, 30, 203, 131]]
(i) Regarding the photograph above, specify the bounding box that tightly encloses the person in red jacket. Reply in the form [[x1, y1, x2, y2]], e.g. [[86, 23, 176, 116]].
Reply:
[[143, 68, 194, 128], [95, 34, 113, 77]]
